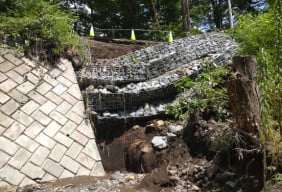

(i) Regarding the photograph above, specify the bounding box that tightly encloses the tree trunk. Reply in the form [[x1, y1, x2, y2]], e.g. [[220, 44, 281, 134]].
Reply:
[[149, 0, 160, 30], [227, 0, 233, 29], [226, 56, 260, 135], [182, 0, 191, 32], [211, 0, 223, 29]]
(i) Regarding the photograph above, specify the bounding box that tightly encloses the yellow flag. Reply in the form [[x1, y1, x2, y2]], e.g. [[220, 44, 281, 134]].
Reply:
[[130, 29, 136, 41], [90, 26, 95, 37]]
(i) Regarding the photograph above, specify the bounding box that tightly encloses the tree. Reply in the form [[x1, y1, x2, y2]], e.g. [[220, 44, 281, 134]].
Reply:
[[190, 0, 266, 30], [182, 0, 191, 32], [150, 0, 160, 30], [227, 0, 233, 28]]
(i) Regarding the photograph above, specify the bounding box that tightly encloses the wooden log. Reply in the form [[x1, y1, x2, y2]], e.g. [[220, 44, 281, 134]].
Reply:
[[226, 56, 260, 135]]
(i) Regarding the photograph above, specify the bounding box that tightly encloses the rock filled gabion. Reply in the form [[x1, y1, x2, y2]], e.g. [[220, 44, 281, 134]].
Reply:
[[78, 32, 237, 86], [78, 32, 237, 126]]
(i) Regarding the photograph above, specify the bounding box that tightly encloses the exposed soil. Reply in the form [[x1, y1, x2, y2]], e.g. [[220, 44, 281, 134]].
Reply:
[[86, 38, 157, 59], [16, 115, 267, 192]]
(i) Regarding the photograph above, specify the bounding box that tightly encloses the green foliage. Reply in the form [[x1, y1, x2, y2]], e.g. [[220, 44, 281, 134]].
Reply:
[[266, 172, 282, 188], [231, 0, 282, 139], [0, 0, 85, 63], [232, 0, 282, 186], [273, 174, 282, 185], [166, 59, 230, 121]]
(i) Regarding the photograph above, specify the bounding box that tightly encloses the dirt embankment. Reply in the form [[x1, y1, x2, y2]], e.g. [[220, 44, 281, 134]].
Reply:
[[87, 39, 156, 59]]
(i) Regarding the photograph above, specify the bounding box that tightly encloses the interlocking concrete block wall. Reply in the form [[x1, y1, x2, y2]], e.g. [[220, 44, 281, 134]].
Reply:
[[0, 49, 104, 187]]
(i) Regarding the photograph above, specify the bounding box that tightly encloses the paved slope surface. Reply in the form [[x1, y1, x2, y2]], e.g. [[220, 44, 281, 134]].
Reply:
[[0, 49, 104, 187]]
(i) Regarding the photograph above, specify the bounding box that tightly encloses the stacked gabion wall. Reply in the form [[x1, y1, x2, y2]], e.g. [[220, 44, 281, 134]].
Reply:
[[78, 32, 237, 137], [78, 32, 237, 87]]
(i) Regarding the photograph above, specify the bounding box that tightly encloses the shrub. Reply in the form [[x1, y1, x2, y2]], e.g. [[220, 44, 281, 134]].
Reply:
[[166, 59, 230, 121], [0, 0, 85, 63]]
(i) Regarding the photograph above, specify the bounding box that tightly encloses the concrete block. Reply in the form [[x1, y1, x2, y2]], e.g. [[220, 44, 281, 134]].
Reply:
[[0, 79, 17, 92], [0, 151, 11, 168], [59, 170, 74, 179], [21, 162, 44, 180], [14, 64, 31, 75], [36, 82, 52, 95], [70, 130, 88, 146], [15, 134, 39, 152], [0, 165, 24, 185], [90, 162, 105, 177], [39, 100, 57, 115], [12, 110, 34, 127], [19, 177, 35, 187], [44, 121, 62, 137], [55, 101, 72, 114], [0, 91, 9, 104], [35, 133, 56, 149], [70, 101, 85, 117], [43, 73, 58, 87], [8, 148, 31, 169], [77, 123, 94, 139], [76, 153, 95, 169], [49, 111, 68, 126], [30, 146, 50, 166], [31, 110, 51, 126], [28, 91, 47, 105], [0, 137, 19, 155], [60, 156, 80, 174], [21, 100, 40, 115], [67, 84, 82, 100], [65, 111, 83, 125], [42, 159, 64, 178], [3, 122, 26, 141], [24, 121, 44, 139], [45, 91, 63, 105], [49, 143, 67, 162], [56, 76, 72, 88], [66, 142, 83, 159], [6, 70, 24, 84], [61, 92, 77, 105], [8, 89, 28, 104], [77, 166, 90, 176], [4, 53, 23, 66], [16, 81, 35, 94], [0, 99, 20, 115], [52, 83, 67, 96], [82, 139, 101, 161], [41, 173, 56, 182], [53, 132, 73, 148], [60, 120, 77, 135], [0, 61, 15, 73]]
